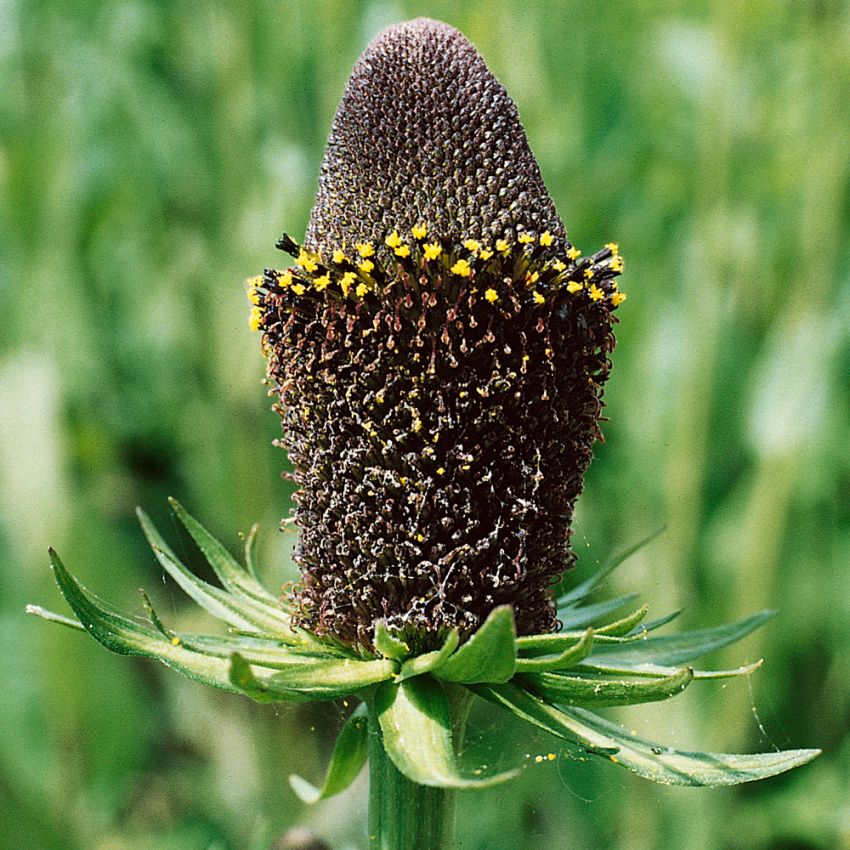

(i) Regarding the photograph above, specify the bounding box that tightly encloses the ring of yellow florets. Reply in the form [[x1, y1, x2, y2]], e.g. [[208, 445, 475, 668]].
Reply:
[[246, 226, 626, 330]]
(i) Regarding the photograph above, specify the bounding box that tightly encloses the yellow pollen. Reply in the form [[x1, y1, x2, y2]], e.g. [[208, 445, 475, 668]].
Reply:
[[358, 259, 374, 274], [567, 280, 583, 293], [296, 250, 318, 272], [545, 347, 552, 357], [551, 260, 566, 272], [547, 753, 556, 761], [478, 249, 494, 261], [532, 291, 545, 304], [540, 231, 554, 247], [248, 306, 262, 331], [340, 271, 356, 296], [412, 223, 427, 240], [313, 273, 330, 291], [522, 354, 530, 362], [416, 533, 425, 543], [518, 233, 535, 244], [496, 238, 510, 253], [355, 282, 369, 297], [432, 433, 439, 443], [610, 256, 624, 272], [583, 267, 595, 279], [171, 635, 181, 646], [451, 258, 472, 277], [605, 242, 619, 254], [385, 230, 402, 249], [399, 476, 408, 486], [589, 284, 604, 301], [566, 247, 581, 261], [412, 418, 423, 433], [277, 270, 293, 288], [332, 249, 346, 264], [291, 283, 306, 296], [484, 288, 499, 302], [526, 271, 540, 284], [356, 242, 375, 257], [423, 242, 443, 261], [611, 291, 628, 306], [534, 755, 544, 764], [246, 285, 260, 305], [436, 467, 446, 476], [394, 244, 410, 258], [464, 239, 481, 253]]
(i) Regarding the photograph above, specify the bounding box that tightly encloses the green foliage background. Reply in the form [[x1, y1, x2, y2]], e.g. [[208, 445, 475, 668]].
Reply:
[[2, 0, 848, 847]]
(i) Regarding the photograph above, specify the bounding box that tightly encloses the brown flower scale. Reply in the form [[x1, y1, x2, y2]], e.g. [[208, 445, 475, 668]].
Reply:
[[248, 18, 626, 653], [251, 230, 623, 653]]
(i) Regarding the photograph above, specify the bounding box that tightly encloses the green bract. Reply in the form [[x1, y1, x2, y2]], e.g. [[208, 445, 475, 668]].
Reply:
[[30, 502, 819, 799]]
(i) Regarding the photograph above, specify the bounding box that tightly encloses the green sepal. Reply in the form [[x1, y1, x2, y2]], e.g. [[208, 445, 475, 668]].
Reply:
[[627, 609, 681, 636], [243, 522, 261, 581], [522, 666, 693, 707], [267, 657, 397, 697], [475, 683, 820, 785], [432, 606, 516, 684], [517, 630, 639, 655], [289, 703, 369, 803], [48, 547, 245, 693], [374, 677, 518, 788], [559, 593, 639, 629], [138, 508, 292, 637], [26, 605, 84, 631], [374, 621, 410, 661], [168, 498, 283, 608], [594, 604, 649, 636], [397, 631, 460, 682], [514, 628, 594, 673], [557, 527, 665, 608], [580, 610, 775, 671]]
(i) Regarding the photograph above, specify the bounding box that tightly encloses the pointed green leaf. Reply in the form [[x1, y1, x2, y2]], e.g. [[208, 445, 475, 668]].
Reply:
[[267, 657, 396, 697], [523, 666, 693, 707], [138, 508, 262, 632], [581, 611, 775, 669], [558, 594, 639, 629], [289, 704, 369, 803], [476, 683, 819, 785], [49, 548, 245, 693], [397, 631, 460, 682], [168, 499, 283, 609], [515, 629, 595, 673], [557, 527, 665, 607], [595, 604, 649, 636], [374, 621, 409, 661], [579, 659, 764, 681], [517, 630, 639, 656], [374, 678, 518, 788], [25, 604, 84, 631], [244, 522, 261, 581], [627, 609, 681, 636], [432, 606, 516, 684]]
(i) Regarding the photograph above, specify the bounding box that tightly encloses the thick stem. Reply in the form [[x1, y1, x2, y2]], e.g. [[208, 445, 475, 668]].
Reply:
[[366, 703, 457, 850]]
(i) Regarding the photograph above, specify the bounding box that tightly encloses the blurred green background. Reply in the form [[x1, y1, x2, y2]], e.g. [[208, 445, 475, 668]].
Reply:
[[2, 0, 848, 848]]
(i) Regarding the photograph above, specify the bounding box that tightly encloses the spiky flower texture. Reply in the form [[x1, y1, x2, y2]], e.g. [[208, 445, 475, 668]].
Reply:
[[33, 18, 818, 849], [253, 19, 624, 650]]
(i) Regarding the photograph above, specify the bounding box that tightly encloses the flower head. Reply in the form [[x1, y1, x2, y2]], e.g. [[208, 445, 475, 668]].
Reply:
[[33, 18, 818, 803], [253, 19, 625, 651]]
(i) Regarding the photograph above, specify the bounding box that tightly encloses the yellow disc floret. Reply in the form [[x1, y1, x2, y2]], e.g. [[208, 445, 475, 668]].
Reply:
[[451, 258, 471, 277], [484, 288, 499, 302], [356, 242, 375, 258], [423, 242, 443, 261], [412, 223, 428, 240]]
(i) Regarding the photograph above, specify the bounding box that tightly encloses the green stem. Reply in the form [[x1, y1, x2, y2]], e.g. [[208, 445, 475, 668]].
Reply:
[[366, 702, 458, 850]]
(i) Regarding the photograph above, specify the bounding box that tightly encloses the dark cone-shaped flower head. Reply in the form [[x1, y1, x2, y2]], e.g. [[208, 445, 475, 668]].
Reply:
[[249, 18, 626, 653], [306, 18, 566, 255]]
